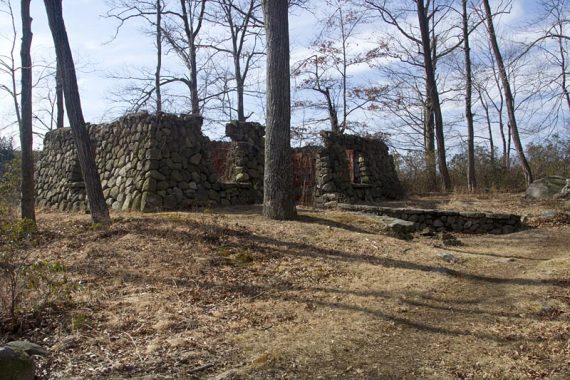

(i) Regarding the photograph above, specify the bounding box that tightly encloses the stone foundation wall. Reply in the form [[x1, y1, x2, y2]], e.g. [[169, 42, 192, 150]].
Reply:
[[35, 114, 262, 212], [315, 132, 404, 205], [224, 121, 264, 201], [338, 204, 521, 234], [36, 115, 405, 212]]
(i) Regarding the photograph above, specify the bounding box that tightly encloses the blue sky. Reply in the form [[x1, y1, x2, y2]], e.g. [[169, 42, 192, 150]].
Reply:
[[0, 0, 565, 150]]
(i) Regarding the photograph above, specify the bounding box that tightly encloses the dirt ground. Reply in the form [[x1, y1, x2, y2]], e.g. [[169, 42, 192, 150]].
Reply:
[[2, 193, 570, 379]]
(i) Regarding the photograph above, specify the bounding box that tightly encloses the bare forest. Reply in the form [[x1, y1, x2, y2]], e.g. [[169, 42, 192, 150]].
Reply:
[[0, 0, 569, 379]]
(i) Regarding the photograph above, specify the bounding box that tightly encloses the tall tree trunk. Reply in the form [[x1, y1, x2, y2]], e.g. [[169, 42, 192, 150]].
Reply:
[[56, 60, 64, 128], [20, 0, 35, 222], [155, 0, 162, 113], [424, 100, 437, 191], [340, 5, 348, 131], [417, 0, 451, 192], [557, 33, 570, 110], [507, 121, 512, 168], [262, 0, 296, 220], [478, 91, 495, 165], [482, 0, 533, 185], [498, 113, 507, 168], [44, 0, 110, 224], [180, 0, 201, 116], [228, 13, 246, 122], [462, 0, 476, 192], [235, 62, 245, 122], [325, 87, 340, 133]]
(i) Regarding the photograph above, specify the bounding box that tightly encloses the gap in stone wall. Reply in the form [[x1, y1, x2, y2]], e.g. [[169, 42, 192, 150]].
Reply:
[[35, 114, 404, 212]]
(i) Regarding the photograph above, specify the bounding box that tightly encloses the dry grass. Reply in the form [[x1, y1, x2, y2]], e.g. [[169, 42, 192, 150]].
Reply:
[[1, 194, 569, 379]]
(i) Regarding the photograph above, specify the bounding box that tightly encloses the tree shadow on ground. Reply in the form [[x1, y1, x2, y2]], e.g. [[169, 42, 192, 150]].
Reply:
[[62, 214, 569, 346], [442, 247, 549, 262], [295, 214, 373, 234], [105, 217, 569, 288]]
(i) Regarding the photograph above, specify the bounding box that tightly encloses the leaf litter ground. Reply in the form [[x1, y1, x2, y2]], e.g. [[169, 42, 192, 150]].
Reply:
[[2, 193, 569, 379]]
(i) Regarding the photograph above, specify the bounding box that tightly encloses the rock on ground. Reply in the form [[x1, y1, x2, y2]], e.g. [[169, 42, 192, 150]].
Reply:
[[526, 176, 569, 200]]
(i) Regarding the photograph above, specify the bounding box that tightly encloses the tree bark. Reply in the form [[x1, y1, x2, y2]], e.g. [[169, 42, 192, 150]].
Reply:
[[56, 60, 64, 128], [556, 33, 570, 110], [235, 60, 245, 121], [262, 0, 296, 220], [424, 100, 437, 191], [482, 0, 533, 185], [20, 0, 35, 222], [498, 111, 507, 168], [44, 0, 110, 224], [325, 87, 340, 133], [180, 0, 202, 116], [416, 0, 451, 192], [462, 0, 476, 192], [478, 90, 495, 165], [155, 0, 162, 113]]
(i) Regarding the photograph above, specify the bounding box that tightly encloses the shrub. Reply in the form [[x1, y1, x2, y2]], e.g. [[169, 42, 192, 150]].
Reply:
[[0, 219, 75, 330], [0, 155, 21, 222]]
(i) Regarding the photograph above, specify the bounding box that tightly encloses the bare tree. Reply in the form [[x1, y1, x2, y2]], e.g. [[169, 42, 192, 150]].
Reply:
[[292, 0, 387, 134], [475, 84, 495, 165], [55, 61, 64, 128], [544, 0, 570, 111], [262, 0, 296, 220], [44, 0, 110, 224], [106, 0, 167, 113], [519, 0, 570, 114], [155, 0, 163, 112], [365, 0, 464, 192], [0, 0, 22, 132], [462, 0, 476, 191], [482, 0, 533, 185], [1, 0, 63, 138], [205, 0, 264, 122], [161, 0, 207, 115], [20, 0, 35, 222]]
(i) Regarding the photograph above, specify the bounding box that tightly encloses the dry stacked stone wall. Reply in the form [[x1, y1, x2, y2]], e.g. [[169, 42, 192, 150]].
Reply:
[[315, 132, 404, 205], [35, 129, 89, 211], [224, 121, 265, 201], [36, 113, 262, 212], [36, 115, 406, 212], [338, 204, 522, 234]]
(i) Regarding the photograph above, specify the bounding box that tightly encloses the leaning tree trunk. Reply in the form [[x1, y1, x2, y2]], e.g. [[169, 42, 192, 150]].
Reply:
[[556, 32, 570, 111], [44, 0, 110, 224], [462, 0, 476, 192], [262, 0, 296, 220], [324, 87, 340, 133], [56, 61, 64, 128], [482, 0, 533, 185], [20, 0, 35, 222], [417, 0, 451, 192], [478, 91, 495, 165]]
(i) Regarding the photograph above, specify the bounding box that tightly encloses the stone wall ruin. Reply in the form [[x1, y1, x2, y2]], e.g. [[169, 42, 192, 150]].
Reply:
[[314, 132, 404, 205], [35, 114, 404, 212], [35, 114, 263, 212]]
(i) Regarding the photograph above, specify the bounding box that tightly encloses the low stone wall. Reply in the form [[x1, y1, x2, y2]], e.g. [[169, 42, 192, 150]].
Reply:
[[315, 132, 404, 205], [337, 204, 522, 234], [35, 114, 261, 212]]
